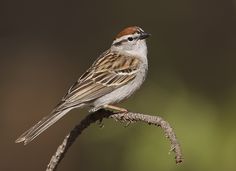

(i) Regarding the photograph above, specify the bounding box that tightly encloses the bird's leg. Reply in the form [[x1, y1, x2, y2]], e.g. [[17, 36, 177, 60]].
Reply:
[[103, 104, 128, 113]]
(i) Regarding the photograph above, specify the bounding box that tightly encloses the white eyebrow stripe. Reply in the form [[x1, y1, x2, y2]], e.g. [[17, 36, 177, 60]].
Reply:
[[112, 33, 140, 45]]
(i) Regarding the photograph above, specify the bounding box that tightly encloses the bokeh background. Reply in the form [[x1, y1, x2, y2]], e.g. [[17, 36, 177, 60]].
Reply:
[[1, 0, 236, 170]]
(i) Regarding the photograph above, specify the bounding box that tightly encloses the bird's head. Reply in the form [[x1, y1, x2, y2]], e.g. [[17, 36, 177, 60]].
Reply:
[[111, 26, 150, 57]]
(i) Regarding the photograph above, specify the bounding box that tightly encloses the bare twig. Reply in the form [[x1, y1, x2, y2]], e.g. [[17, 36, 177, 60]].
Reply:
[[46, 109, 183, 171]]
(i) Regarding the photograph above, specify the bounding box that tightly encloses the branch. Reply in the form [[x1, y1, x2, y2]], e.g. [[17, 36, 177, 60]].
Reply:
[[46, 109, 183, 171]]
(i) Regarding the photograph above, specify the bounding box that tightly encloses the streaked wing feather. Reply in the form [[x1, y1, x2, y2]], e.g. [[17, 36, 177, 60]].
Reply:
[[62, 50, 140, 106]]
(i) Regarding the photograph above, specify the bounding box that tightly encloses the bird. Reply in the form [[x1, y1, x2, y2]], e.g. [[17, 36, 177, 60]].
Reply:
[[15, 26, 150, 145]]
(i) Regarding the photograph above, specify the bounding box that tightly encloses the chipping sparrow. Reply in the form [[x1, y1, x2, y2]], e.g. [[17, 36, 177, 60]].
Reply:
[[16, 26, 150, 145]]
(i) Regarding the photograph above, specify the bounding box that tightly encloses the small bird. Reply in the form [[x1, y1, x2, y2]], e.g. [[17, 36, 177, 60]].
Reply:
[[15, 26, 150, 145]]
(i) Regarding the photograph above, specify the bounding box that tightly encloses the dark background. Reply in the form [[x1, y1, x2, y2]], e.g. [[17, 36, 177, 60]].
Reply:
[[1, 0, 236, 170]]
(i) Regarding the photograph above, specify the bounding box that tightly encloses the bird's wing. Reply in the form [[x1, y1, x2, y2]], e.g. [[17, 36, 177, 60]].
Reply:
[[59, 50, 141, 110], [15, 51, 141, 145]]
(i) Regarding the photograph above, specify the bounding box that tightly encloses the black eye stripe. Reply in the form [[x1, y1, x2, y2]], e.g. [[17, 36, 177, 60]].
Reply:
[[113, 39, 127, 46], [128, 37, 133, 41], [113, 35, 139, 46]]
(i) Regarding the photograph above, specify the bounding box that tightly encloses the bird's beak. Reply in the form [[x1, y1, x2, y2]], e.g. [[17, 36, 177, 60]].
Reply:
[[139, 32, 151, 40]]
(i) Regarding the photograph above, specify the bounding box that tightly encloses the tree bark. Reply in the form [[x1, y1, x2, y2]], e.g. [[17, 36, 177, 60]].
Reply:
[[46, 109, 183, 171]]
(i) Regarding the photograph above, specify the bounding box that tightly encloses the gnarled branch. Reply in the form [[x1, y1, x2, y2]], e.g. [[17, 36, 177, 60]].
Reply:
[[46, 109, 183, 171]]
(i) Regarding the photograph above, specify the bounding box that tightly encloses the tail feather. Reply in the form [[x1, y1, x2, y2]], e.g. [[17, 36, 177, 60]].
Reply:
[[15, 108, 72, 145]]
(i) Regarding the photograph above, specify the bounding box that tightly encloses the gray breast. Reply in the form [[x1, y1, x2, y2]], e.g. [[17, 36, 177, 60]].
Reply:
[[93, 62, 148, 108]]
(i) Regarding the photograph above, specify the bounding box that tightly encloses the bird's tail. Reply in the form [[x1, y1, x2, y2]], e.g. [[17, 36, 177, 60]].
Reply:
[[15, 106, 77, 145]]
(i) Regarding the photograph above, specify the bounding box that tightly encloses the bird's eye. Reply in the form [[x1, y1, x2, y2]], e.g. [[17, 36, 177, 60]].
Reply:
[[128, 37, 133, 41]]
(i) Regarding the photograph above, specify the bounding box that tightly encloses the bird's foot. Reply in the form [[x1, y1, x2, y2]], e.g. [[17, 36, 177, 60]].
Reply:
[[103, 104, 128, 113]]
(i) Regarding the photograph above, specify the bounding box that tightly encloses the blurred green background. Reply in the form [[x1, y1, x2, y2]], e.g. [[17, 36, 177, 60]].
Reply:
[[1, 0, 236, 170]]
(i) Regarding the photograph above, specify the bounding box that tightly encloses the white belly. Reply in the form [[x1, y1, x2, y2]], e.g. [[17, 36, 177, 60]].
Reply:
[[93, 63, 148, 108]]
